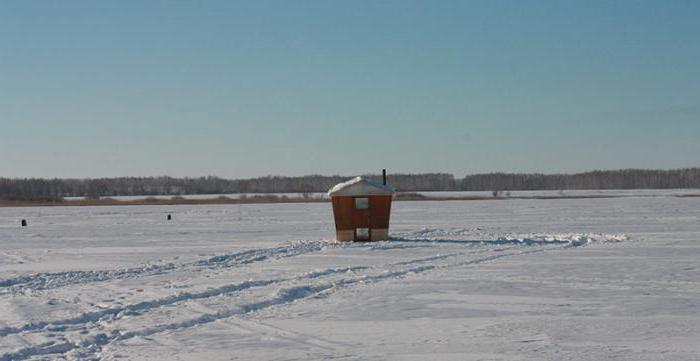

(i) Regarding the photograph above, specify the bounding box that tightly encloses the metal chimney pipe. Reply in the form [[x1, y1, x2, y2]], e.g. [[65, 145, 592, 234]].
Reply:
[[382, 169, 387, 185]]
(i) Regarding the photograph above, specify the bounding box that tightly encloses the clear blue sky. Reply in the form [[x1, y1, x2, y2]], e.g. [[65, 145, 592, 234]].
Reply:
[[1, 0, 699, 178]]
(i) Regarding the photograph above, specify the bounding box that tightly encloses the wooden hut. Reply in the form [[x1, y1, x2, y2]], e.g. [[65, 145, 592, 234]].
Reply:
[[328, 174, 395, 241]]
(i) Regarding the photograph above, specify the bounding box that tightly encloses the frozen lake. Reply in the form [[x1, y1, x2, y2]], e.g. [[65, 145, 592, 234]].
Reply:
[[1, 195, 699, 360], [63, 188, 700, 201]]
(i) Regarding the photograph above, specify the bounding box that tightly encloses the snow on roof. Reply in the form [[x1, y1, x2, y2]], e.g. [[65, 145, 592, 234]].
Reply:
[[328, 176, 395, 197]]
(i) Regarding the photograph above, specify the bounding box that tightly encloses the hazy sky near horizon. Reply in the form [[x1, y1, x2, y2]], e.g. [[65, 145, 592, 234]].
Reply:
[[1, 0, 699, 178]]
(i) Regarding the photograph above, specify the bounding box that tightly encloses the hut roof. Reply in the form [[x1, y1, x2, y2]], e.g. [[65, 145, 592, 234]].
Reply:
[[328, 176, 395, 197]]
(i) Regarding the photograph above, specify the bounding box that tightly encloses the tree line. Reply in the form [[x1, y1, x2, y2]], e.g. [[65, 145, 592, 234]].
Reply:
[[462, 168, 700, 191], [1, 168, 699, 200]]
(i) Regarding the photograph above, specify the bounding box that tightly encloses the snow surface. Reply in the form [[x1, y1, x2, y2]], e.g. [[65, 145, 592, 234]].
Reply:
[[1, 195, 699, 360], [63, 188, 700, 201], [327, 176, 395, 197]]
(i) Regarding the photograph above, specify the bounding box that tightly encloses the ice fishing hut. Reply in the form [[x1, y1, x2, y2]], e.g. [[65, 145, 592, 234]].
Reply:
[[328, 170, 395, 241]]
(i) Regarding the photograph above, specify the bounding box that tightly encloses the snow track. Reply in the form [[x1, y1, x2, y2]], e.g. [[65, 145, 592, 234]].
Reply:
[[0, 231, 622, 361], [0, 240, 333, 295]]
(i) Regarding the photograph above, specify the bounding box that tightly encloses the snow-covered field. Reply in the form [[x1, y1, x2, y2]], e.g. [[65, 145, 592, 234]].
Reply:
[[1, 196, 699, 360], [63, 188, 700, 201]]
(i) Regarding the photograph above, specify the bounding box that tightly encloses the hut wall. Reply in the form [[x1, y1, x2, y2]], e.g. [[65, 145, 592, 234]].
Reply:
[[331, 195, 392, 241]]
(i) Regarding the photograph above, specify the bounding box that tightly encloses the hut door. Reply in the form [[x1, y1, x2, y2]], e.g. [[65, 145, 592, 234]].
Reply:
[[354, 197, 371, 241]]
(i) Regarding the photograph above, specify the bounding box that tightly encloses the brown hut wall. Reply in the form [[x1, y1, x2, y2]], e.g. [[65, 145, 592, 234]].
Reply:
[[331, 195, 392, 231]]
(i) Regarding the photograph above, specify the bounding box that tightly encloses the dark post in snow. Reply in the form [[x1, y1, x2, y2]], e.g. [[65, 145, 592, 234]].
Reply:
[[167, 214, 172, 221], [382, 169, 387, 186], [21, 219, 27, 227]]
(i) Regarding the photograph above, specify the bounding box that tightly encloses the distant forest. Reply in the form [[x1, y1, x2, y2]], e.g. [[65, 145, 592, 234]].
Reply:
[[1, 168, 700, 201]]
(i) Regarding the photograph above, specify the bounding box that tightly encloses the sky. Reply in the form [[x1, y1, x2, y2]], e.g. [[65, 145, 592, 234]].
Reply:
[[1, 0, 699, 179]]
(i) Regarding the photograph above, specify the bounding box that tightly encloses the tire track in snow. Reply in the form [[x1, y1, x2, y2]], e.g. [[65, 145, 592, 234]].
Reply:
[[0, 243, 572, 361], [230, 318, 356, 352], [0, 249, 470, 338], [0, 240, 333, 294], [0, 266, 368, 338], [0, 232, 619, 294]]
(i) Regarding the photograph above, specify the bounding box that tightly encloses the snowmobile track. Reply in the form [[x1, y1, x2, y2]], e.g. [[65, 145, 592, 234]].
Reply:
[[0, 240, 333, 294], [0, 241, 576, 361]]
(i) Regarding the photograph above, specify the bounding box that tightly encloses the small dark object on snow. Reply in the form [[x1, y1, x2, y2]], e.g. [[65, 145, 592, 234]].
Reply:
[[21, 219, 27, 227], [167, 214, 172, 221]]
